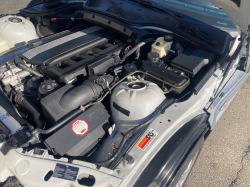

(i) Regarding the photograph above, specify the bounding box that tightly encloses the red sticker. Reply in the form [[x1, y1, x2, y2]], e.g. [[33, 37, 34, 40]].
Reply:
[[138, 129, 158, 151], [71, 120, 89, 136]]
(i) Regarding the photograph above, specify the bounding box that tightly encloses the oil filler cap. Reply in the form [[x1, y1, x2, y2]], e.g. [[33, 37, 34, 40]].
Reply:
[[147, 52, 160, 63]]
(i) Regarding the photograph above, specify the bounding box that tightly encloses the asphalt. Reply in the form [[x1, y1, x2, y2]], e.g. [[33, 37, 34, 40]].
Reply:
[[1, 1, 250, 186], [184, 77, 250, 187], [0, 0, 42, 14]]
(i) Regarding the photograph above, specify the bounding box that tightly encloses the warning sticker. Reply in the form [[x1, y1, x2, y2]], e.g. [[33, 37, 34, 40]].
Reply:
[[53, 163, 79, 181], [138, 129, 158, 151], [71, 120, 89, 136]]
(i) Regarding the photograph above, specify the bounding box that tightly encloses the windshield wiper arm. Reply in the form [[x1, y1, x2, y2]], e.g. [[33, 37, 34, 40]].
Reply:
[[129, 0, 217, 47]]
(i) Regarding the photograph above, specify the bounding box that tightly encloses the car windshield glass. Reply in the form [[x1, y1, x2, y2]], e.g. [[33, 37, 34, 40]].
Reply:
[[150, 0, 236, 29]]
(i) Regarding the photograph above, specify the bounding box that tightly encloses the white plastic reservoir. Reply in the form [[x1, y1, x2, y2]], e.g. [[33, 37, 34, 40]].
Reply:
[[111, 80, 166, 132], [0, 16, 38, 54]]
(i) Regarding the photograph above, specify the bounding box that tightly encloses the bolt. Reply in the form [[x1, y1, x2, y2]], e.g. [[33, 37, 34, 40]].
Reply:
[[126, 155, 135, 164], [117, 170, 124, 176], [46, 85, 52, 90]]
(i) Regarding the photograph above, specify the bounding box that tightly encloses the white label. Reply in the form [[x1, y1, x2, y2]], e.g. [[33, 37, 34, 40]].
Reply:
[[71, 120, 89, 136]]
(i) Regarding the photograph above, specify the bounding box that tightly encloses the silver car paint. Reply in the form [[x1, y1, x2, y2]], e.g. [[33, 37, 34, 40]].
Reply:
[[0, 27, 248, 186]]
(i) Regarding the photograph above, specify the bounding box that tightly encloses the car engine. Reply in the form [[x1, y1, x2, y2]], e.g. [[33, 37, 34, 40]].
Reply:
[[0, 13, 215, 168]]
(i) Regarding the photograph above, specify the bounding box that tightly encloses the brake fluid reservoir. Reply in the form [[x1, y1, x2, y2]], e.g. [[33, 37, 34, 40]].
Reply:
[[0, 16, 38, 54], [151, 35, 173, 58]]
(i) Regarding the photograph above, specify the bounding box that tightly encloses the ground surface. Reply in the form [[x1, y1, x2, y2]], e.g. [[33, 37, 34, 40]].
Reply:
[[0, 0, 42, 14], [184, 77, 250, 187], [1, 1, 250, 186]]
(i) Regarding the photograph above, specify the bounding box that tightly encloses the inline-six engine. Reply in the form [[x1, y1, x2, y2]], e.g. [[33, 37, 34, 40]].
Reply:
[[0, 16, 214, 165]]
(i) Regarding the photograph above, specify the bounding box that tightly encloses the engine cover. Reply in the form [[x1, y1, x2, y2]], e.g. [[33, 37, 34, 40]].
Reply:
[[21, 26, 109, 65]]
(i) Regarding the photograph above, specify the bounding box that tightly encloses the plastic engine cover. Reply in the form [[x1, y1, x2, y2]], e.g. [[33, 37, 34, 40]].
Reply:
[[111, 80, 166, 132]]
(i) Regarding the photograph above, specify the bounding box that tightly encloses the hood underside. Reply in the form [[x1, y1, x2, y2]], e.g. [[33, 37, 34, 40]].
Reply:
[[209, 0, 250, 33]]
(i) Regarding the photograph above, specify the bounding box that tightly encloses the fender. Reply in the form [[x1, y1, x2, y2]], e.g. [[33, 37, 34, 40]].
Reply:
[[133, 113, 209, 187]]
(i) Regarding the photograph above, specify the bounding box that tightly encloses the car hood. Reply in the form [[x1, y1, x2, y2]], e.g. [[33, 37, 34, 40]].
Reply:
[[208, 0, 250, 33]]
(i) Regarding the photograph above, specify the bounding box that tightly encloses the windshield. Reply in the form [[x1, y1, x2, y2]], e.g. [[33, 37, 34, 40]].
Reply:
[[66, 0, 237, 30], [151, 0, 236, 29]]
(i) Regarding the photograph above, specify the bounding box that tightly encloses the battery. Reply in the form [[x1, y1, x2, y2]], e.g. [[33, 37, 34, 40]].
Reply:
[[44, 103, 110, 156]]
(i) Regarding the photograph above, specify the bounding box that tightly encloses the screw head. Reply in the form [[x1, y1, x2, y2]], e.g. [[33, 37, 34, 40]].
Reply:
[[126, 155, 135, 164]]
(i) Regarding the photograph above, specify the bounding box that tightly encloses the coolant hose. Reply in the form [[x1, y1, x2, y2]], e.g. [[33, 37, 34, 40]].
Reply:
[[94, 98, 175, 167], [18, 64, 43, 78], [20, 107, 84, 147], [33, 108, 83, 135], [120, 38, 154, 63], [15, 94, 45, 129], [36, 23, 44, 38]]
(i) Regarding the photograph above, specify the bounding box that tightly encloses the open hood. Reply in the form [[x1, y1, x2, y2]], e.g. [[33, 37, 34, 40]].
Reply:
[[209, 0, 250, 33]]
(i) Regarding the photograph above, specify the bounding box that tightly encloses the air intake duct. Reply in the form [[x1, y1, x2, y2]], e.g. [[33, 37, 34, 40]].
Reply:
[[41, 75, 113, 125], [59, 80, 103, 111]]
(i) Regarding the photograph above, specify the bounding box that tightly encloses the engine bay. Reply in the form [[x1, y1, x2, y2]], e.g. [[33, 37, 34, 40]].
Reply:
[[0, 8, 217, 169]]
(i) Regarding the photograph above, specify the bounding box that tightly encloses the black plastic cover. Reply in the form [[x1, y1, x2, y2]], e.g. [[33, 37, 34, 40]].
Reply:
[[0, 121, 10, 137], [171, 48, 215, 76], [41, 80, 104, 126], [44, 103, 109, 156], [88, 56, 116, 75], [142, 61, 189, 94], [41, 84, 74, 125], [38, 41, 124, 83]]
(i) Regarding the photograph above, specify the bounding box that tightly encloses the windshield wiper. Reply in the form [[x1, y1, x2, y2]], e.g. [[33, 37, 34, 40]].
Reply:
[[129, 0, 217, 47]]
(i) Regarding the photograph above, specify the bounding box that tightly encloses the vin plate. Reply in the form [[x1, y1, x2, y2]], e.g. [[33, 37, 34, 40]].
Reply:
[[53, 163, 79, 181]]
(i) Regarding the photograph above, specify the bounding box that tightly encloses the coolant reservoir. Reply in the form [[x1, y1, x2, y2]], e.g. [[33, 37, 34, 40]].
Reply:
[[110, 80, 166, 132], [0, 16, 38, 54], [0, 36, 9, 55], [151, 35, 173, 58]]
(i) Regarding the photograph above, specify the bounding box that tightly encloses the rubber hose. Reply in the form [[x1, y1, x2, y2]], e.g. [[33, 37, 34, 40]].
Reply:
[[36, 23, 44, 38], [20, 107, 84, 147], [32, 108, 83, 135], [15, 95, 45, 129], [120, 38, 154, 63], [18, 64, 43, 78], [95, 98, 174, 167]]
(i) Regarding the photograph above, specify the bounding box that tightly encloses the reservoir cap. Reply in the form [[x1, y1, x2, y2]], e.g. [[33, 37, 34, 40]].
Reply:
[[164, 35, 173, 42], [147, 52, 160, 62]]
